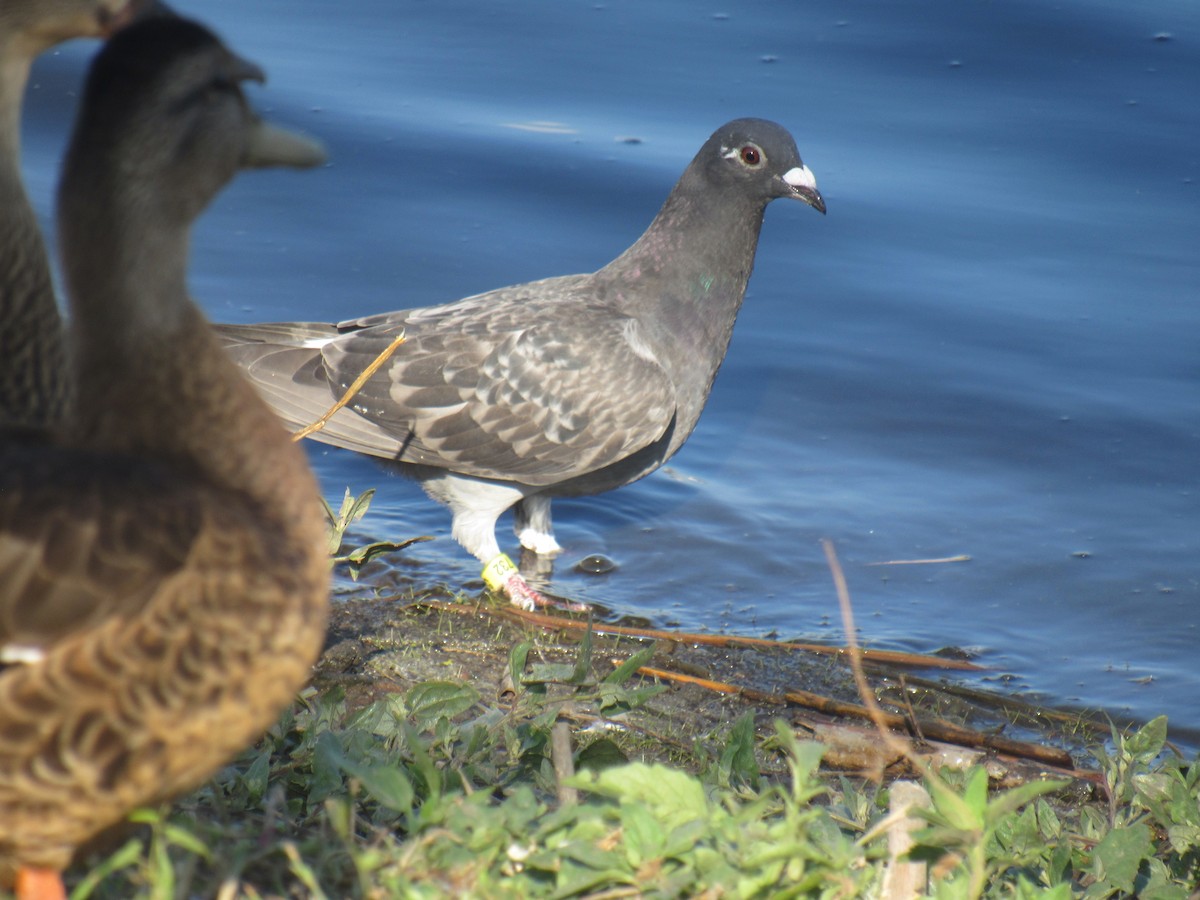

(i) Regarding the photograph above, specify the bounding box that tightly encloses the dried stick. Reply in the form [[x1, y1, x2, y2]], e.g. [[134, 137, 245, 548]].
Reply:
[[631, 662, 1075, 769], [292, 332, 406, 441], [423, 599, 983, 672]]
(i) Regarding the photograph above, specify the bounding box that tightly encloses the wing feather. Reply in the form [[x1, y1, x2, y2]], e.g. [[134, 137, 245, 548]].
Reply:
[[218, 276, 678, 487]]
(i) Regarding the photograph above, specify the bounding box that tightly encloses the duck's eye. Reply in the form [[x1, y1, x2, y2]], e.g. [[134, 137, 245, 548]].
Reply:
[[740, 145, 762, 166]]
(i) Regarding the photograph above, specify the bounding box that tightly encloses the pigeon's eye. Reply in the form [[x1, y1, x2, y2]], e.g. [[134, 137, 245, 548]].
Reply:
[[740, 145, 762, 166]]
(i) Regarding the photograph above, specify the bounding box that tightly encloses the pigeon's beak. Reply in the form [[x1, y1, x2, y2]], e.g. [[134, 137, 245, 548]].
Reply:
[[782, 165, 826, 215]]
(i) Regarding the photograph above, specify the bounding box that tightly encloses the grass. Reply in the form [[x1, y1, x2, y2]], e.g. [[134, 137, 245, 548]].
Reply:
[[54, 640, 1200, 899], [35, 494, 1200, 898]]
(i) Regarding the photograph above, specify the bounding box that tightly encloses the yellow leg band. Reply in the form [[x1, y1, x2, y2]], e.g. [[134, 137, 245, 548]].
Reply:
[[482, 553, 519, 592]]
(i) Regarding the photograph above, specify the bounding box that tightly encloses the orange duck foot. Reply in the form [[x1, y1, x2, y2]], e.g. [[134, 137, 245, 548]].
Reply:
[[15, 867, 66, 900]]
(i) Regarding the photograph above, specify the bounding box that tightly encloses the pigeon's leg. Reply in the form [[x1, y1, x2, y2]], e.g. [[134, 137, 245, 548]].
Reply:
[[481, 552, 588, 612], [428, 475, 585, 612], [513, 493, 561, 556]]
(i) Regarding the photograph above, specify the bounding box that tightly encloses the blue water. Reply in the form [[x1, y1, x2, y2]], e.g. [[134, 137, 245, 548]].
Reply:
[[25, 1, 1199, 739]]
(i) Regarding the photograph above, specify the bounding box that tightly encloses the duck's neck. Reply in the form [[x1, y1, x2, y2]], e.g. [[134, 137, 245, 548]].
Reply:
[[0, 51, 68, 432], [0, 53, 30, 161], [64, 205, 325, 542]]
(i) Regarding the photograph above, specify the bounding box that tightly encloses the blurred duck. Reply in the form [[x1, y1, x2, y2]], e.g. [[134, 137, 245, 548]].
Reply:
[[0, 16, 329, 900], [0, 0, 152, 432]]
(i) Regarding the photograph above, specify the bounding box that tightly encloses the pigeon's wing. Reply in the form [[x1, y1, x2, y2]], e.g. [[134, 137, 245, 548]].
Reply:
[[330, 301, 676, 484], [217, 278, 678, 486], [216, 321, 397, 454]]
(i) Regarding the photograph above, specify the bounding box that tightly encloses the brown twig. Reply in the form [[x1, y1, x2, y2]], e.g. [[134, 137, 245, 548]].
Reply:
[[897, 674, 926, 743], [292, 332, 406, 442], [883, 671, 1122, 735], [825, 537, 914, 774], [630, 659, 1075, 770], [419, 599, 984, 672], [551, 718, 578, 807]]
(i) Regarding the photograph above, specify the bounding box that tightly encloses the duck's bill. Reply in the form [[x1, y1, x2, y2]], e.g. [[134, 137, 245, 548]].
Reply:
[[243, 119, 328, 170]]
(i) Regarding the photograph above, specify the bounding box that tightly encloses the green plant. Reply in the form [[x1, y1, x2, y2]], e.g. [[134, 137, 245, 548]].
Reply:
[[60, 658, 1200, 898], [323, 487, 431, 579]]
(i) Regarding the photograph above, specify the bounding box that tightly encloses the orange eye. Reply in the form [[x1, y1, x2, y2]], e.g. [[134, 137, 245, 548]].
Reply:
[[740, 145, 761, 166]]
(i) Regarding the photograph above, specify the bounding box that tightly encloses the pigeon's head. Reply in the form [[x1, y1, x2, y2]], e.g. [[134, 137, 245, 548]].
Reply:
[[701, 118, 826, 214]]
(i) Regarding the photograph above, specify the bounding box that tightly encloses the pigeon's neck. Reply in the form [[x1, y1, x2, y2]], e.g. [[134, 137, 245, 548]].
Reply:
[[0, 54, 68, 432], [601, 173, 767, 325], [596, 173, 769, 450]]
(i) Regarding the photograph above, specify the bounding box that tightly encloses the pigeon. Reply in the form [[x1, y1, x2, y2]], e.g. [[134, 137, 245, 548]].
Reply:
[[218, 117, 825, 610]]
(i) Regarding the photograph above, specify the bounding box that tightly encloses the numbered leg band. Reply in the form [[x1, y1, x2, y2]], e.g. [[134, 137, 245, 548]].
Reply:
[[482, 553, 519, 592]]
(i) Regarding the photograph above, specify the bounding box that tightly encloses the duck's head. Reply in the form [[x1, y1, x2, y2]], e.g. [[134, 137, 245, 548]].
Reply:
[[62, 15, 326, 228]]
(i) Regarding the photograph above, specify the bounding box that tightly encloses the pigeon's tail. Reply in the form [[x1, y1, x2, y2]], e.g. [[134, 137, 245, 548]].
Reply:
[[215, 321, 411, 459], [215, 320, 340, 348]]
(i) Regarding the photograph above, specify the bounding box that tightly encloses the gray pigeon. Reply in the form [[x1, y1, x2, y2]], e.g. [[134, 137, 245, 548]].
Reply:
[[218, 117, 825, 609]]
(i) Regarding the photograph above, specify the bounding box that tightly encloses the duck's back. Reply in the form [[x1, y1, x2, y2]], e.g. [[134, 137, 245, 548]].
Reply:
[[0, 436, 327, 871]]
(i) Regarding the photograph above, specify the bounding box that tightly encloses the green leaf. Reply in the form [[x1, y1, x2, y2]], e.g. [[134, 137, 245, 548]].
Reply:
[[579, 763, 710, 830], [401, 721, 442, 800], [766, 724, 826, 805], [162, 822, 211, 858], [341, 759, 415, 814], [604, 642, 658, 685], [323, 796, 353, 841], [717, 712, 760, 788], [1037, 797, 1062, 839], [569, 619, 594, 684], [620, 802, 666, 868], [525, 662, 583, 685], [923, 770, 984, 834], [962, 766, 988, 816], [509, 641, 533, 689], [1134, 856, 1191, 900], [1126, 715, 1169, 765], [69, 838, 144, 900], [985, 778, 1071, 825], [597, 681, 667, 715], [240, 749, 271, 802], [1091, 822, 1153, 894], [407, 680, 480, 730], [336, 535, 432, 580], [576, 738, 629, 772], [1049, 834, 1074, 887], [1166, 822, 1200, 854], [309, 731, 349, 806], [323, 487, 375, 554], [1013, 877, 1073, 900]]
